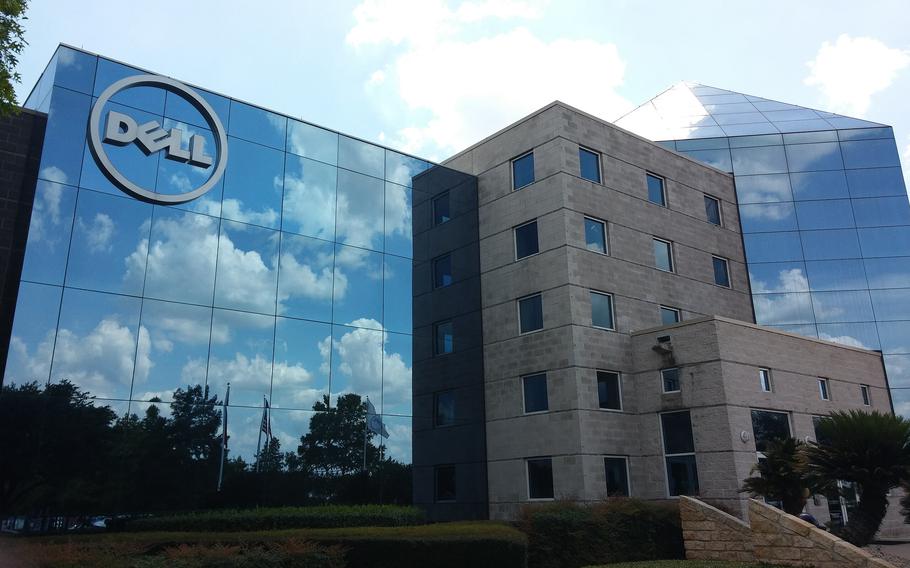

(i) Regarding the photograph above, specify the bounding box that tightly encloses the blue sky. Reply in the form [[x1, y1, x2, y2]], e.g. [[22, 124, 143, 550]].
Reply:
[[15, 0, 910, 172]]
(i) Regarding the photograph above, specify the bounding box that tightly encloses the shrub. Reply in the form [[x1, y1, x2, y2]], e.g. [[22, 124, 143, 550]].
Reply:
[[517, 499, 684, 568], [123, 505, 424, 532]]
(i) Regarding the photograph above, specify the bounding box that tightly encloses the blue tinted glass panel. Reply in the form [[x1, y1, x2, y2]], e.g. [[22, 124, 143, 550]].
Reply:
[[433, 255, 452, 288], [65, 190, 152, 295], [801, 229, 861, 261], [272, 317, 331, 411], [858, 227, 910, 257], [763, 109, 819, 122], [767, 323, 818, 338], [805, 260, 867, 291], [783, 131, 838, 144], [647, 174, 665, 205], [383, 255, 412, 335], [852, 197, 910, 227], [789, 171, 849, 201], [748, 262, 809, 293], [333, 244, 383, 328], [713, 257, 730, 287], [213, 220, 279, 315], [523, 374, 548, 412], [585, 218, 607, 253], [864, 257, 910, 289], [846, 168, 907, 197], [228, 101, 287, 150], [775, 119, 835, 133], [753, 293, 815, 325], [841, 139, 900, 169], [731, 146, 788, 175], [871, 290, 910, 322], [740, 203, 798, 233], [516, 221, 539, 259], [579, 148, 601, 182], [207, 309, 275, 406], [144, 207, 219, 305], [519, 294, 543, 333], [287, 119, 338, 165], [712, 112, 766, 125], [382, 331, 412, 415], [785, 142, 843, 172], [52, 288, 142, 400], [795, 200, 855, 230], [744, 232, 804, 262], [21, 181, 77, 285], [338, 136, 384, 178], [336, 169, 384, 251], [591, 292, 614, 329], [3, 282, 61, 385], [282, 154, 336, 240], [154, 118, 224, 210], [721, 123, 780, 137], [816, 322, 880, 351], [386, 151, 429, 187], [838, 127, 894, 141], [812, 290, 874, 323], [93, 59, 165, 114], [435, 321, 453, 355], [705, 196, 721, 225], [653, 239, 673, 271], [697, 93, 747, 104], [164, 88, 231, 132], [222, 138, 283, 229], [675, 138, 728, 150], [277, 232, 335, 322], [735, 174, 792, 203], [704, 102, 756, 114], [513, 153, 534, 190], [680, 149, 732, 171], [51, 46, 97, 94], [39, 87, 91, 187], [891, 386, 910, 414], [728, 134, 783, 148], [877, 322, 910, 354], [385, 182, 412, 257]]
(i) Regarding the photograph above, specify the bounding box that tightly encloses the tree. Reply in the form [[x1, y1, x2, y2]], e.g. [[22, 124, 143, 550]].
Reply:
[[741, 437, 815, 515], [0, 0, 26, 115], [297, 394, 380, 477], [807, 410, 910, 546], [256, 437, 284, 473]]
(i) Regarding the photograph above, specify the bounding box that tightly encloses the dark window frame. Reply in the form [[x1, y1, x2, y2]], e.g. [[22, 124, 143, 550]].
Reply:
[[518, 293, 544, 334], [433, 254, 453, 289], [584, 216, 609, 255], [435, 465, 457, 502], [704, 194, 722, 226], [527, 457, 555, 500], [512, 151, 535, 190], [660, 305, 681, 325], [661, 367, 681, 393], [579, 146, 602, 184], [590, 291, 616, 330], [713, 255, 731, 287], [514, 219, 540, 260], [433, 192, 451, 226], [597, 370, 623, 411], [647, 172, 667, 206], [660, 411, 699, 497], [522, 373, 549, 414], [434, 320, 454, 356], [861, 385, 871, 406], [434, 390, 456, 427], [819, 378, 831, 401], [759, 368, 773, 392], [653, 237, 674, 272], [604, 456, 630, 497]]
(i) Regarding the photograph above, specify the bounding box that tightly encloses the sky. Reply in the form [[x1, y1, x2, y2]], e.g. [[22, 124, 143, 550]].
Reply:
[[15, 0, 910, 169]]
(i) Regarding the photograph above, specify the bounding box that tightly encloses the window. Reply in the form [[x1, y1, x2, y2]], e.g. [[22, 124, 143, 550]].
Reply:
[[750, 410, 790, 453], [435, 465, 456, 502], [704, 195, 721, 225], [584, 217, 608, 254], [653, 238, 674, 272], [812, 415, 832, 445], [759, 368, 772, 392], [713, 256, 730, 287], [818, 378, 830, 401], [435, 391, 455, 427], [597, 371, 622, 410], [527, 458, 554, 499], [518, 294, 543, 334], [434, 320, 453, 355], [515, 220, 539, 260], [660, 306, 680, 325], [512, 152, 535, 190], [433, 254, 452, 288], [604, 457, 630, 496], [523, 373, 549, 413], [661, 367, 680, 393], [579, 147, 601, 183], [647, 173, 666, 205], [661, 411, 698, 496], [590, 292, 615, 330], [433, 192, 450, 225], [861, 385, 871, 406]]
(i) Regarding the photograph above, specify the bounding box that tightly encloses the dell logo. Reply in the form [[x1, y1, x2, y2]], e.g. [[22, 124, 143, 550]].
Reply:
[[88, 75, 228, 205]]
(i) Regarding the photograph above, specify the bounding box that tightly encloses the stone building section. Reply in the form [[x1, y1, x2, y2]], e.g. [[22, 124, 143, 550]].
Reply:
[[0, 108, 46, 382], [680, 496, 896, 568]]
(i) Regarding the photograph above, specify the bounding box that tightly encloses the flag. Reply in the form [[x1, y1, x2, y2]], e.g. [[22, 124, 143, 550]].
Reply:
[[260, 397, 271, 439], [222, 384, 230, 449], [365, 398, 389, 439]]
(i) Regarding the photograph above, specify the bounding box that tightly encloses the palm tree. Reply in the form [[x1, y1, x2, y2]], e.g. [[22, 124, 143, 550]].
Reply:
[[807, 410, 910, 547], [741, 437, 815, 515]]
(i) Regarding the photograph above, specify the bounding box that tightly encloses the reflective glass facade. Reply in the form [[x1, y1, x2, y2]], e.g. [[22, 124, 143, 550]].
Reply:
[[4, 46, 430, 510], [618, 83, 910, 416]]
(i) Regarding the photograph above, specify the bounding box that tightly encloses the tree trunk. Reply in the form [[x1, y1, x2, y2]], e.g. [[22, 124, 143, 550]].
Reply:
[[837, 485, 887, 547]]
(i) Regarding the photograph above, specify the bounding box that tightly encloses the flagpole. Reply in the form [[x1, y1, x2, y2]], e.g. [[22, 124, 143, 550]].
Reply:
[[255, 396, 265, 473], [362, 398, 369, 473], [217, 382, 230, 492]]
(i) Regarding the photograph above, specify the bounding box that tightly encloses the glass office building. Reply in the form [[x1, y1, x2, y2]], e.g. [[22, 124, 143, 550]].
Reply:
[[617, 83, 910, 415], [3, 45, 431, 511]]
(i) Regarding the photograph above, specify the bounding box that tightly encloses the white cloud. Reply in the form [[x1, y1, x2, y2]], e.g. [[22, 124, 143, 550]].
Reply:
[[347, 0, 630, 156], [39, 165, 68, 184], [27, 182, 67, 247], [79, 212, 115, 253], [805, 34, 910, 116]]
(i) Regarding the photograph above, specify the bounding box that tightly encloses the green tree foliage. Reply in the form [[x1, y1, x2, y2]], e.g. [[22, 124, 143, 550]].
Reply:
[[256, 437, 284, 473], [807, 410, 910, 546], [297, 394, 380, 477], [740, 437, 815, 515], [0, 0, 27, 115]]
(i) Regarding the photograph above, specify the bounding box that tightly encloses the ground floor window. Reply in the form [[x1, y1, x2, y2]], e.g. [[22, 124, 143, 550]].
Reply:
[[660, 411, 698, 496], [604, 456, 630, 496], [527, 457, 554, 500]]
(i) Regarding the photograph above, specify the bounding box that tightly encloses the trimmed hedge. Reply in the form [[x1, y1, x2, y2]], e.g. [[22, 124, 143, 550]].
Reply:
[[123, 505, 424, 532], [518, 499, 685, 568], [7, 522, 527, 568]]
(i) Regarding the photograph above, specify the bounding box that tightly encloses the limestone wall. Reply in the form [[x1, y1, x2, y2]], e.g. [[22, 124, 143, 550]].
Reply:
[[680, 496, 896, 568]]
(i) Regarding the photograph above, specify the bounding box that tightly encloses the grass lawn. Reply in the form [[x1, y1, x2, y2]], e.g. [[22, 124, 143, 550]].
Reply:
[[585, 562, 784, 568]]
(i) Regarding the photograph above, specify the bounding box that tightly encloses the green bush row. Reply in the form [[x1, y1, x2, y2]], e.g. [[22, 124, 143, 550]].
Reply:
[[8, 522, 527, 568], [518, 499, 685, 568], [123, 505, 425, 532]]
